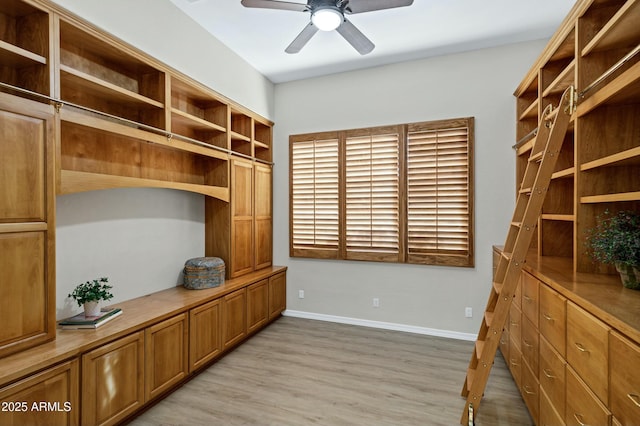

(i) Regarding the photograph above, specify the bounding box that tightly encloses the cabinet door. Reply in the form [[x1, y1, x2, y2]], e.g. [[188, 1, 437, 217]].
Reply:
[[0, 359, 79, 426], [254, 164, 272, 270], [231, 160, 253, 277], [145, 314, 188, 401], [82, 332, 144, 426], [0, 95, 55, 358], [268, 271, 286, 320], [610, 331, 640, 425], [223, 288, 247, 349], [247, 279, 269, 334], [189, 299, 222, 372]]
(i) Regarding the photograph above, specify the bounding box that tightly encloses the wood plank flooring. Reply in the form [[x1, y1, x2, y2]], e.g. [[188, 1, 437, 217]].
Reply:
[[128, 317, 532, 425]]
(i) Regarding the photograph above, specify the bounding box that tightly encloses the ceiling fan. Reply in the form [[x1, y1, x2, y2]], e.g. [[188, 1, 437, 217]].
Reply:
[[240, 0, 414, 55]]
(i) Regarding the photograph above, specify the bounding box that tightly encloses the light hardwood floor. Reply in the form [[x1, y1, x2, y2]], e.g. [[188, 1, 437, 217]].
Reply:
[[128, 316, 532, 426]]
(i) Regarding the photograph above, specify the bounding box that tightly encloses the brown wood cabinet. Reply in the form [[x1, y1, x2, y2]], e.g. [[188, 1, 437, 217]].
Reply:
[[254, 163, 273, 270], [222, 288, 247, 349], [0, 93, 55, 358], [189, 298, 222, 372], [0, 359, 78, 426], [610, 331, 640, 425], [247, 278, 269, 334], [269, 271, 287, 321], [81, 332, 144, 426], [144, 314, 188, 401]]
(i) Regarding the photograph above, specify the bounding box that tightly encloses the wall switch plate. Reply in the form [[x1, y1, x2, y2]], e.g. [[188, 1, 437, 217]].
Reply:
[[373, 298, 380, 308], [298, 290, 304, 299], [465, 307, 473, 318]]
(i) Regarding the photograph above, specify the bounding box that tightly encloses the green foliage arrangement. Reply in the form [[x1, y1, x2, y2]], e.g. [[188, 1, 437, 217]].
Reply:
[[587, 210, 640, 267], [68, 277, 114, 306]]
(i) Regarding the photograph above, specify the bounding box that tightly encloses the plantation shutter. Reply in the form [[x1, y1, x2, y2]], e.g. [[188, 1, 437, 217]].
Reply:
[[290, 134, 340, 258], [406, 118, 474, 266], [344, 128, 400, 261]]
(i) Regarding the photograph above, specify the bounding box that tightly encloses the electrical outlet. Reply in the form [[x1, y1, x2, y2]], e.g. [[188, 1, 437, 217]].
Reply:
[[465, 307, 473, 318], [298, 290, 305, 299], [373, 298, 380, 308]]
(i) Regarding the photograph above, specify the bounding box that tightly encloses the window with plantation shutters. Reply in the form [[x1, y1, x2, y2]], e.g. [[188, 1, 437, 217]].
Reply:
[[345, 128, 400, 261], [290, 133, 340, 259], [407, 119, 473, 267], [289, 117, 474, 267]]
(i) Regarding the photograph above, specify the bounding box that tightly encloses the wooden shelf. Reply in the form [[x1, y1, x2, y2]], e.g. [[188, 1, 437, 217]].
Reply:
[[542, 59, 575, 97], [519, 98, 539, 120], [60, 170, 230, 201], [551, 167, 575, 179], [171, 108, 226, 133], [230, 130, 251, 143], [581, 191, 640, 203], [60, 65, 164, 109], [581, 0, 640, 56], [578, 56, 640, 115], [0, 40, 46, 67], [581, 146, 640, 170], [254, 140, 269, 150]]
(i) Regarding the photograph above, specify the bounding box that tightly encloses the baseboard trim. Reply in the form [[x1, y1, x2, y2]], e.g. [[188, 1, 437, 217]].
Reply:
[[282, 310, 477, 341]]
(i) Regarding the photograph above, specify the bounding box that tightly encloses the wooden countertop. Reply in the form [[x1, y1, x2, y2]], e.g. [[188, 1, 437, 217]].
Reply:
[[500, 248, 640, 344], [0, 266, 287, 388]]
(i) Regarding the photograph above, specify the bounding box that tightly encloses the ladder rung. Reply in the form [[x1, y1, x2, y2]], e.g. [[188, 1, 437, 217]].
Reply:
[[545, 107, 559, 121], [518, 187, 532, 195], [501, 251, 512, 261], [475, 340, 485, 360], [466, 368, 476, 392], [484, 311, 494, 327], [493, 281, 502, 294], [529, 151, 543, 162], [511, 221, 522, 228]]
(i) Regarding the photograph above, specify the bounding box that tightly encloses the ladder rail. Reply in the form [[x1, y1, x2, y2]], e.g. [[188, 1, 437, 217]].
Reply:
[[460, 86, 575, 425]]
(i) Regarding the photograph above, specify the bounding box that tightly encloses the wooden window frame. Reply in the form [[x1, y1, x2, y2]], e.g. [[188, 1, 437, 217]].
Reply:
[[289, 117, 474, 267]]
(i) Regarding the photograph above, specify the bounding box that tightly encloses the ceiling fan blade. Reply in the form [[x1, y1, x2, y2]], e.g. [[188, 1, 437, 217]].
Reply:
[[285, 22, 319, 54], [336, 19, 374, 55], [241, 0, 308, 12], [345, 0, 413, 14]]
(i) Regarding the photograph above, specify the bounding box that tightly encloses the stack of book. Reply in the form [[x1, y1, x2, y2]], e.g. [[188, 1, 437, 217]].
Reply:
[[58, 308, 122, 329]]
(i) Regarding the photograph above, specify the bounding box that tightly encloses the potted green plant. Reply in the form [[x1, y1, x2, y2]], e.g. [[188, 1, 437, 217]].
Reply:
[[587, 210, 640, 290], [68, 277, 114, 316]]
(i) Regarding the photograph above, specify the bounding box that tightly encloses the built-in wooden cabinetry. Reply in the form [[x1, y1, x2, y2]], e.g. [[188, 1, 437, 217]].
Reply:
[[0, 94, 55, 358], [503, 2, 640, 422], [0, 0, 283, 424]]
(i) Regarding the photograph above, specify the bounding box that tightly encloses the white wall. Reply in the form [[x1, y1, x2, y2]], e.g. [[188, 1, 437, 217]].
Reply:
[[273, 40, 547, 336], [50, 0, 275, 119], [49, 0, 274, 318]]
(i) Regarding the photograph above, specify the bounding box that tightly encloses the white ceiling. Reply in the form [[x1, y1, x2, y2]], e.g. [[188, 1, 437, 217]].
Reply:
[[170, 0, 576, 84]]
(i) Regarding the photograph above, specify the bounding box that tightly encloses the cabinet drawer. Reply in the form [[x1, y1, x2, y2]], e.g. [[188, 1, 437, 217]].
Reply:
[[521, 361, 539, 424], [565, 366, 611, 426], [610, 331, 640, 425], [540, 387, 565, 426], [539, 335, 565, 420], [521, 272, 539, 327], [566, 302, 610, 404], [499, 328, 509, 363], [509, 303, 522, 350], [521, 316, 539, 375], [509, 338, 522, 387], [539, 283, 566, 357]]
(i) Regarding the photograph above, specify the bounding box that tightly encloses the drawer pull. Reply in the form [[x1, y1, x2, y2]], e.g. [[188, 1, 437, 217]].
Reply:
[[573, 413, 586, 426], [523, 295, 532, 303], [523, 340, 533, 348], [510, 359, 519, 367], [510, 321, 519, 327], [542, 313, 554, 322], [523, 385, 535, 395], [542, 368, 556, 379], [574, 342, 589, 353], [628, 393, 640, 407]]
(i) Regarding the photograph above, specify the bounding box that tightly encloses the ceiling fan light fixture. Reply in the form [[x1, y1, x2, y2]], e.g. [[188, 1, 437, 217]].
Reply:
[[311, 7, 343, 31]]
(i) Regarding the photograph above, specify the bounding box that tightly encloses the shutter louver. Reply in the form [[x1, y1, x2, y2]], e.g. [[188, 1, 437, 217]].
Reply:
[[291, 137, 340, 258], [345, 131, 400, 261], [407, 123, 472, 266]]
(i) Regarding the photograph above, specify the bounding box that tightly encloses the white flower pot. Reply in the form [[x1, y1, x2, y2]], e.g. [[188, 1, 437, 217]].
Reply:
[[84, 300, 101, 317]]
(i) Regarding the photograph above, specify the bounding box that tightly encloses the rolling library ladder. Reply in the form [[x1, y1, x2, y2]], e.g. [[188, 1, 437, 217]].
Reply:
[[460, 86, 575, 425]]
